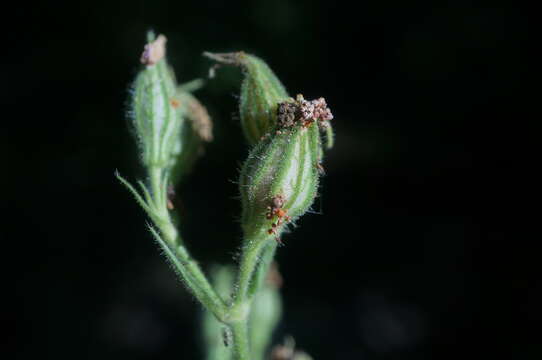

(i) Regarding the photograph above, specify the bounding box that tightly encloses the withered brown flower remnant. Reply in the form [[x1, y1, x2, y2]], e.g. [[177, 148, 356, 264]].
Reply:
[[277, 94, 333, 130], [185, 94, 213, 142], [277, 101, 298, 128]]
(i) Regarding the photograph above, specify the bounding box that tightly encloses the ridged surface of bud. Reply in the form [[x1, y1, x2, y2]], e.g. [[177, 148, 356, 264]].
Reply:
[[132, 33, 181, 168], [205, 51, 334, 242], [239, 91, 334, 242], [239, 119, 321, 241], [204, 52, 289, 145], [238, 53, 289, 145]]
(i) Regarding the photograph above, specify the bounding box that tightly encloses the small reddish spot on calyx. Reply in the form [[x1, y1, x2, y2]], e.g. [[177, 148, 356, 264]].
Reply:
[[170, 98, 180, 108]]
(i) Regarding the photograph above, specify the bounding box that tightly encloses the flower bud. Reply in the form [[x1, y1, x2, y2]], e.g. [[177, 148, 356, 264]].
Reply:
[[207, 51, 335, 241], [131, 32, 181, 168], [203, 52, 289, 145], [239, 96, 328, 241]]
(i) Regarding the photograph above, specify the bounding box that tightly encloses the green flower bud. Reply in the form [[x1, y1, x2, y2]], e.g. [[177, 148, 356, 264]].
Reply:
[[203, 52, 289, 145], [206, 51, 335, 242], [239, 95, 330, 242], [131, 32, 181, 168]]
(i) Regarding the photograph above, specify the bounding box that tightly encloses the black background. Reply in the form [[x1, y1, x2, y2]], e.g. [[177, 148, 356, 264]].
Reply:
[[3, 1, 533, 359]]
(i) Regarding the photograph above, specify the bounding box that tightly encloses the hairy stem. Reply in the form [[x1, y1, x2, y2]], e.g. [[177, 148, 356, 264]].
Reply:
[[248, 241, 277, 297], [222, 235, 274, 360], [146, 168, 229, 321], [234, 236, 271, 308], [230, 321, 250, 360], [150, 166, 166, 211]]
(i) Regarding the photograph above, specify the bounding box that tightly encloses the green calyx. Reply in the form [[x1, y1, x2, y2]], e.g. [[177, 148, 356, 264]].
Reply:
[[132, 32, 212, 182], [203, 52, 289, 145], [239, 118, 321, 242], [239, 54, 289, 145], [132, 32, 179, 168], [238, 91, 335, 242], [210, 54, 335, 244]]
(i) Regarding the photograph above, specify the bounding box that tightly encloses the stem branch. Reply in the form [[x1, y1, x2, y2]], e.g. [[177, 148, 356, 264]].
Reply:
[[147, 167, 228, 321]]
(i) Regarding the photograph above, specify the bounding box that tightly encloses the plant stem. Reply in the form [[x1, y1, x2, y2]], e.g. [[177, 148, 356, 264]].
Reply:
[[135, 169, 278, 358], [147, 166, 229, 321], [234, 236, 271, 308], [223, 235, 274, 359], [175, 245, 228, 319], [248, 241, 277, 297], [230, 321, 250, 360], [150, 166, 166, 210]]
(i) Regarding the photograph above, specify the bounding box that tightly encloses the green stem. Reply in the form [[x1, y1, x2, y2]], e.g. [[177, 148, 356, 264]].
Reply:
[[230, 321, 250, 360], [150, 226, 227, 320], [225, 235, 274, 360], [175, 245, 228, 319], [248, 241, 277, 297], [178, 78, 205, 93], [234, 236, 271, 308], [147, 167, 228, 321], [150, 166, 165, 210]]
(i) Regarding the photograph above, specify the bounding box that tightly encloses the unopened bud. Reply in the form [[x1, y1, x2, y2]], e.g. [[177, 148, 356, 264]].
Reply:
[[207, 52, 335, 242], [239, 116, 321, 241], [132, 32, 213, 181], [131, 32, 180, 168], [203, 51, 289, 145]]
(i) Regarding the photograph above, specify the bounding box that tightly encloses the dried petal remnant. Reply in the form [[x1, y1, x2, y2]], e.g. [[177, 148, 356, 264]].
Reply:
[[186, 96, 213, 142], [277, 102, 297, 128], [277, 94, 333, 129], [140, 34, 167, 66]]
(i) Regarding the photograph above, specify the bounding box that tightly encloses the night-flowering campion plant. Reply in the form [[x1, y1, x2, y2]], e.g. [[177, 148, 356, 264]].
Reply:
[[117, 33, 334, 360]]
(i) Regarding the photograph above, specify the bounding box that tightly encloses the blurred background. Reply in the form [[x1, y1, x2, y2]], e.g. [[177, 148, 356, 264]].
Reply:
[[3, 0, 532, 359]]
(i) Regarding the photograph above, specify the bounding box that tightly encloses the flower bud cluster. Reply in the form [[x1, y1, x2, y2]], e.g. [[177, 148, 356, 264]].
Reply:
[[205, 51, 333, 243]]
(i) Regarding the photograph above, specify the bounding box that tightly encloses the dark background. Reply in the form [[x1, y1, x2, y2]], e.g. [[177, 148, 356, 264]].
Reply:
[[3, 1, 532, 359]]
